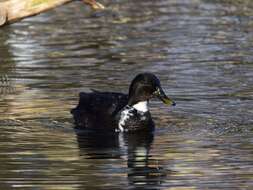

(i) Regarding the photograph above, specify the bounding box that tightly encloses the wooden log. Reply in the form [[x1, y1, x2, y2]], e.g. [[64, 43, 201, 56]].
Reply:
[[0, 4, 7, 26], [83, 0, 104, 10], [0, 0, 104, 26]]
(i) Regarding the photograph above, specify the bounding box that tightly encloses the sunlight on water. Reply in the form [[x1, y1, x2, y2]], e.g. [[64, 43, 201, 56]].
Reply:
[[0, 0, 253, 189]]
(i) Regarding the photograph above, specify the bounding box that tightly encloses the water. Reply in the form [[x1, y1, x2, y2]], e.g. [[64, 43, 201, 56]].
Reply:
[[0, 0, 253, 189]]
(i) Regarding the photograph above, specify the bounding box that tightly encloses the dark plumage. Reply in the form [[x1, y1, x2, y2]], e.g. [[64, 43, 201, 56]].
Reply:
[[71, 73, 175, 132], [71, 91, 128, 130]]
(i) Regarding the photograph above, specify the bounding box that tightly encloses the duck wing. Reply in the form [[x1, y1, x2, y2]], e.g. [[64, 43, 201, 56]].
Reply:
[[71, 91, 128, 130]]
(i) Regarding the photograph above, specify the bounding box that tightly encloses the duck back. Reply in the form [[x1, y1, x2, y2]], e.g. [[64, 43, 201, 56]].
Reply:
[[71, 91, 128, 131]]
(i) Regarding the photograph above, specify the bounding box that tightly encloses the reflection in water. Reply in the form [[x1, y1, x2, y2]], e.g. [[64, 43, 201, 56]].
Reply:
[[0, 0, 253, 189], [125, 132, 166, 189], [76, 130, 167, 189]]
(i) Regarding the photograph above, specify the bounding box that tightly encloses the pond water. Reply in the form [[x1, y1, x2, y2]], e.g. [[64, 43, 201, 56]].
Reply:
[[0, 0, 253, 189]]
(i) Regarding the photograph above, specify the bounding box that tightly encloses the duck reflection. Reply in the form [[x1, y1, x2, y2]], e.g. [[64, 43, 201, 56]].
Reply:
[[76, 130, 166, 189]]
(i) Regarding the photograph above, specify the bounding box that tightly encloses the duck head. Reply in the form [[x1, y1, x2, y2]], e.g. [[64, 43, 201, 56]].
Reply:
[[127, 73, 176, 110]]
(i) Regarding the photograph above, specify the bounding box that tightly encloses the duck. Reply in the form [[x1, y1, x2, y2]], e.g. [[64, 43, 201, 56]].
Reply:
[[71, 73, 175, 132]]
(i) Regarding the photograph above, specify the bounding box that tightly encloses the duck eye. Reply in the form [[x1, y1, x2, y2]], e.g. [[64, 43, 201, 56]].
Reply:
[[153, 88, 160, 95]]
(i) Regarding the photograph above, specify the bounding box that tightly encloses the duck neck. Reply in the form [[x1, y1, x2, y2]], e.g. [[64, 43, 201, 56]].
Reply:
[[132, 101, 149, 112]]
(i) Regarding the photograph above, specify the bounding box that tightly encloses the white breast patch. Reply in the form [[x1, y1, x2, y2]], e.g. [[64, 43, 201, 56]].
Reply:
[[133, 101, 149, 112], [117, 107, 134, 132]]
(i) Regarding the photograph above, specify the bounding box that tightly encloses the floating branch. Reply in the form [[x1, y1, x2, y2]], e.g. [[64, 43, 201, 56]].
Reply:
[[0, 0, 105, 26]]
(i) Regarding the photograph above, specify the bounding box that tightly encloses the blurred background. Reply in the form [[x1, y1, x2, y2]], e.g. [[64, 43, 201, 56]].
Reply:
[[0, 0, 253, 189]]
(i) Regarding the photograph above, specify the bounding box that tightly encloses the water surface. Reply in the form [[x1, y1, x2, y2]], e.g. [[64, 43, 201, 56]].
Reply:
[[0, 0, 253, 189]]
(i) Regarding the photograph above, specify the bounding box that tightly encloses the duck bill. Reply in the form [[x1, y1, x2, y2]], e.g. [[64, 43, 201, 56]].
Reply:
[[156, 87, 176, 106], [83, 0, 105, 10]]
